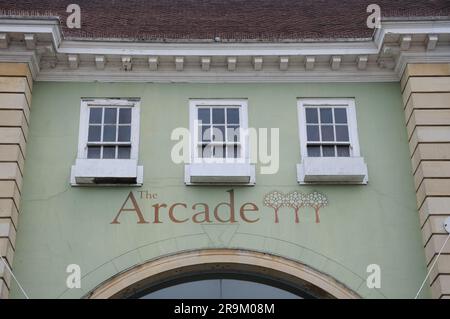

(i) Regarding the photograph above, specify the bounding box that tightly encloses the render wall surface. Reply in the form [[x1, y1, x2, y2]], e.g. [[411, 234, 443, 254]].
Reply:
[[10, 81, 427, 298]]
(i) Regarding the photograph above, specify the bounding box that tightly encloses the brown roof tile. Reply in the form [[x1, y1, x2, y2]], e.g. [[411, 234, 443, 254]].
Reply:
[[0, 0, 449, 41]]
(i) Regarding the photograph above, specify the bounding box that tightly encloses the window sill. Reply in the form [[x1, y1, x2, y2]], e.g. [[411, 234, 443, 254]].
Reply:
[[70, 159, 143, 186], [185, 163, 255, 185], [297, 157, 368, 184]]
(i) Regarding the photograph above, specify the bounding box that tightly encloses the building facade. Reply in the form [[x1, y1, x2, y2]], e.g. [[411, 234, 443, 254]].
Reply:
[[0, 0, 450, 299]]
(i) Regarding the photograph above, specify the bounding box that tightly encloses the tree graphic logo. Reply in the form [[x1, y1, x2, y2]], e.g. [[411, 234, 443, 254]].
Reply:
[[307, 191, 328, 224], [285, 191, 307, 223], [263, 191, 285, 223], [263, 191, 328, 224]]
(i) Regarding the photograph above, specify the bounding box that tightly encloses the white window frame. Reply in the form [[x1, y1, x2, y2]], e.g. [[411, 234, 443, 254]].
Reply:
[[297, 98, 368, 184], [186, 99, 255, 185], [298, 98, 360, 159], [189, 99, 250, 164], [77, 98, 141, 160], [71, 98, 143, 186]]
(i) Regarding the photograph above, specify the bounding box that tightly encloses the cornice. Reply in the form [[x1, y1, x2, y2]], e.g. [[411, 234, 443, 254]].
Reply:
[[0, 18, 449, 83]]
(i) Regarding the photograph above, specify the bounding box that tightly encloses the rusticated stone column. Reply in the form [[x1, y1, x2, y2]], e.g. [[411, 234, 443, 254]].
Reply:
[[401, 63, 450, 299], [0, 62, 32, 299]]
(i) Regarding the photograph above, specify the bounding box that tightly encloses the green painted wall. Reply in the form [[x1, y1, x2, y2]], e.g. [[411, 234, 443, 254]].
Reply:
[[11, 82, 428, 299]]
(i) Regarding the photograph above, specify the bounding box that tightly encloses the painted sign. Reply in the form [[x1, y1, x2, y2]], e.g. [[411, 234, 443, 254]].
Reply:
[[111, 189, 328, 225]]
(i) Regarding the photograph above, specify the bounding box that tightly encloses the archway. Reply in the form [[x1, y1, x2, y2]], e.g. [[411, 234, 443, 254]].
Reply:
[[86, 249, 359, 299]]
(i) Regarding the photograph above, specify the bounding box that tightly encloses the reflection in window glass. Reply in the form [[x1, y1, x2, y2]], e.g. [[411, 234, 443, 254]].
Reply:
[[337, 145, 350, 157], [119, 108, 132, 124], [103, 125, 116, 142], [201, 145, 213, 158], [104, 108, 117, 124], [212, 108, 225, 124], [227, 108, 239, 124], [118, 146, 131, 159], [198, 108, 210, 124], [320, 125, 334, 141], [88, 125, 101, 142], [213, 145, 226, 158], [212, 126, 225, 142], [305, 108, 318, 124], [140, 279, 301, 299], [87, 106, 133, 159], [227, 145, 240, 158], [103, 146, 116, 159], [320, 108, 333, 123], [334, 108, 347, 123], [227, 126, 240, 142], [87, 146, 101, 159], [322, 145, 335, 157], [336, 126, 349, 142], [200, 126, 211, 142], [118, 126, 131, 142], [89, 108, 102, 124], [306, 125, 320, 141], [304, 106, 351, 158], [307, 145, 321, 157], [196, 106, 242, 159]]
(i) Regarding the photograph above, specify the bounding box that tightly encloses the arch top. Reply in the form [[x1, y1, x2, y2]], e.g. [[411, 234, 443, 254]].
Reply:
[[87, 249, 360, 299]]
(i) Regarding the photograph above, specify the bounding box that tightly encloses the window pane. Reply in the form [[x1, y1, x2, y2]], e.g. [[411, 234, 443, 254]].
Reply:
[[334, 108, 347, 123], [104, 108, 117, 124], [306, 125, 320, 141], [119, 108, 132, 124], [336, 125, 349, 141], [212, 108, 225, 124], [103, 125, 116, 142], [305, 108, 318, 124], [118, 126, 131, 142], [103, 146, 116, 159], [201, 145, 213, 158], [226, 145, 240, 158], [307, 145, 321, 157], [87, 146, 101, 159], [320, 108, 333, 123], [212, 126, 225, 141], [118, 146, 131, 159], [213, 145, 225, 158], [321, 125, 334, 141], [337, 145, 350, 157], [200, 125, 211, 142], [227, 126, 240, 142], [88, 125, 101, 142], [227, 108, 240, 124], [322, 145, 335, 157], [89, 108, 102, 124], [198, 108, 210, 124]]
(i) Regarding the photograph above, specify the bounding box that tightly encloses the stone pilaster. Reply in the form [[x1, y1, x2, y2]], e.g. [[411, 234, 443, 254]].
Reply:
[[0, 62, 32, 299], [401, 63, 450, 299]]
